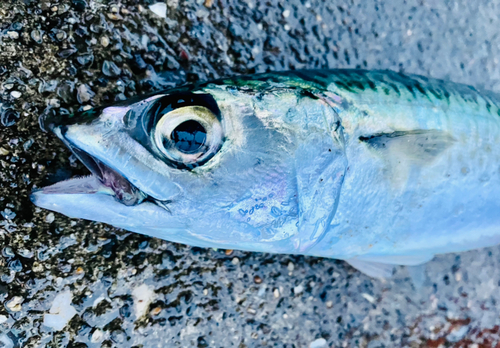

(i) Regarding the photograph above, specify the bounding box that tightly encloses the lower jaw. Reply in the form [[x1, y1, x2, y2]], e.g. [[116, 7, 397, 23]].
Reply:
[[35, 174, 145, 206]]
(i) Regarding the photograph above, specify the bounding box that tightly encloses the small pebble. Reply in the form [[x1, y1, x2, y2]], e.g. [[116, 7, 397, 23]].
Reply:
[[8, 260, 22, 272], [283, 9, 290, 18], [45, 213, 55, 223], [114, 93, 126, 101], [225, 249, 233, 256], [10, 22, 23, 31], [294, 285, 303, 294], [48, 99, 61, 107], [150, 307, 162, 316], [149, 2, 167, 19], [253, 275, 263, 284], [7, 31, 19, 40], [10, 91, 21, 99], [91, 329, 103, 343], [326, 301, 333, 308], [1, 209, 15, 220], [247, 307, 256, 315], [0, 315, 7, 324], [102, 60, 121, 77], [203, 289, 208, 296], [58, 47, 78, 58], [309, 338, 327, 348], [111, 330, 126, 344], [273, 288, 280, 298], [76, 84, 95, 103], [100, 36, 109, 47], [231, 257, 239, 265], [72, 0, 87, 11], [287, 262, 294, 272], [43, 291, 77, 331], [55, 30, 67, 41], [32, 262, 43, 272], [204, 0, 214, 7], [107, 12, 123, 20], [77, 54, 94, 66], [2, 247, 16, 257], [30, 29, 43, 44], [5, 296, 23, 312], [18, 249, 33, 259], [361, 293, 375, 304], [132, 284, 155, 318]]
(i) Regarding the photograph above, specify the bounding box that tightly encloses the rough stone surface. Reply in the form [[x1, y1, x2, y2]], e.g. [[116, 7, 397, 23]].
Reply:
[[1, 0, 500, 347]]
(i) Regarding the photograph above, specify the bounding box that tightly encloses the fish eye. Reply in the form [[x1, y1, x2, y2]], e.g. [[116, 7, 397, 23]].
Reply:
[[170, 120, 207, 154], [153, 105, 223, 168]]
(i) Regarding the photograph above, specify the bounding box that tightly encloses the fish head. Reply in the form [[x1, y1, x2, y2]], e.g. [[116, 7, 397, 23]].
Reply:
[[32, 80, 347, 253]]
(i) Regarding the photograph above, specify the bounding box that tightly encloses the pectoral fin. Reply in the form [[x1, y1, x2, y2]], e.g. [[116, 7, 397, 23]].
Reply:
[[359, 130, 455, 189], [359, 129, 454, 163]]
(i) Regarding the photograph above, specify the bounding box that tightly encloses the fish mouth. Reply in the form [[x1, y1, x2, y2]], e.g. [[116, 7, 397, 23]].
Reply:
[[33, 142, 147, 207]]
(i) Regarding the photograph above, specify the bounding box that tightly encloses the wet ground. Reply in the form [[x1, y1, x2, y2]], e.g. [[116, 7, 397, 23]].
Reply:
[[2, 0, 500, 347]]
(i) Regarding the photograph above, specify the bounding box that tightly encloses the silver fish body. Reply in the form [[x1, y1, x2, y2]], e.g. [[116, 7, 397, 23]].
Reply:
[[31, 70, 500, 277]]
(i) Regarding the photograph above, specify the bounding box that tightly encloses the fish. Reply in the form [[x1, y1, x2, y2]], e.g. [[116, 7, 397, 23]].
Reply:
[[31, 69, 500, 278]]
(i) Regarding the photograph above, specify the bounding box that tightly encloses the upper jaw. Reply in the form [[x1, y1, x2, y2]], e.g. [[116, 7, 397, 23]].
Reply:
[[33, 140, 147, 206], [32, 105, 181, 208]]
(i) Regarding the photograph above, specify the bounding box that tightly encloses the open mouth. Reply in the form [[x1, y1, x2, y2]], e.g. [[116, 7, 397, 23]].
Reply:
[[35, 143, 146, 206]]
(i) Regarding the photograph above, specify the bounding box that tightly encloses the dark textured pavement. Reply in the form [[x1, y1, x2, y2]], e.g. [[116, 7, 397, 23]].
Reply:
[[1, 1, 500, 347]]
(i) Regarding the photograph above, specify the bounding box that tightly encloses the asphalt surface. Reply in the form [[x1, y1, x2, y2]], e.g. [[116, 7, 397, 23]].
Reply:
[[1, 0, 500, 347]]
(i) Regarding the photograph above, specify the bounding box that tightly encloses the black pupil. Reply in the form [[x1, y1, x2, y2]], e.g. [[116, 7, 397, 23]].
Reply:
[[170, 120, 207, 153]]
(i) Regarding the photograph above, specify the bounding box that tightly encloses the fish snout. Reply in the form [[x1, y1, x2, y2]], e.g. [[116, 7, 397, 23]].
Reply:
[[40, 106, 105, 132]]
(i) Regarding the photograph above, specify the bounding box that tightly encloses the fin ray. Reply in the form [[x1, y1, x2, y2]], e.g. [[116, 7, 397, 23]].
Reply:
[[345, 259, 394, 278], [355, 254, 434, 266]]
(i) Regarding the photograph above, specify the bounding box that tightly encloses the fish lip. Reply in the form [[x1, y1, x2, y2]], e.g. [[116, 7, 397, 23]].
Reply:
[[35, 135, 147, 206]]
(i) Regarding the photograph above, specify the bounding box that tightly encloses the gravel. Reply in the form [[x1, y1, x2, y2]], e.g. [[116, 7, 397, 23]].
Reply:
[[2, 0, 500, 347]]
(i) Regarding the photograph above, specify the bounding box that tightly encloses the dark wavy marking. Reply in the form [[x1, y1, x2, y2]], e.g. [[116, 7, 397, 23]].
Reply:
[[209, 69, 500, 116]]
